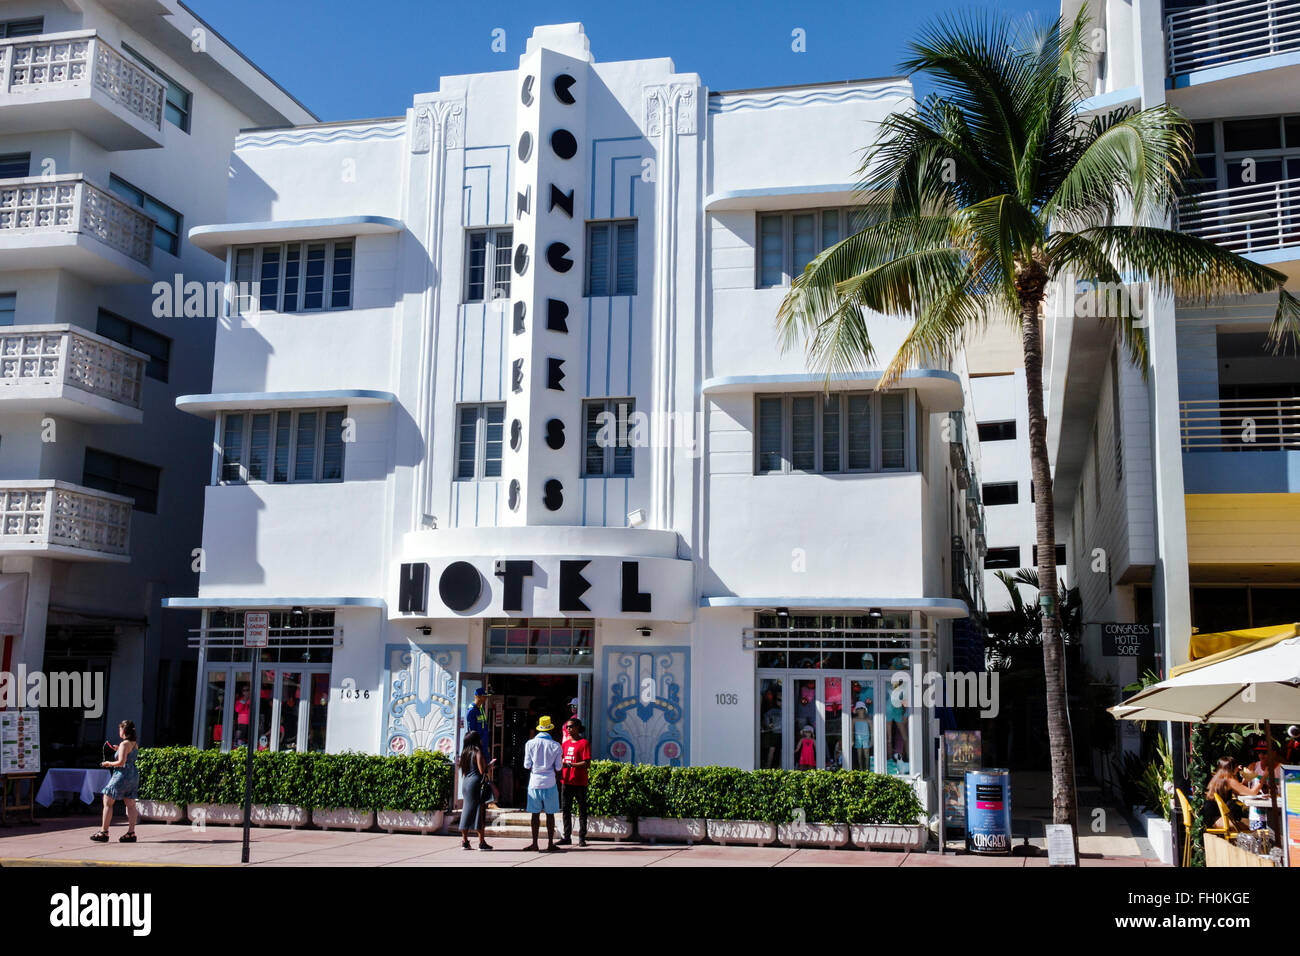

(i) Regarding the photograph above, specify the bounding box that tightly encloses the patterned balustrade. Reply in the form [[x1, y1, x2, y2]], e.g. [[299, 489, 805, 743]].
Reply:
[[0, 176, 154, 265], [0, 30, 164, 129], [0, 326, 144, 408], [0, 481, 131, 557]]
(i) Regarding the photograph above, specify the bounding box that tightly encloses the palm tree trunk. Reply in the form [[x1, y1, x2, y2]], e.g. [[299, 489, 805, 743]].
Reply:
[[1017, 263, 1080, 857]]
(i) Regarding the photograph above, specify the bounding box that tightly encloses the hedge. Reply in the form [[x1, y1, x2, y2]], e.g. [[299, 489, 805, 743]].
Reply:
[[137, 749, 921, 825], [137, 747, 453, 812]]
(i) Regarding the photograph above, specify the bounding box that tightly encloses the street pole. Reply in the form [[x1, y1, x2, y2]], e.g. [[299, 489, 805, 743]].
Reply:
[[241, 647, 259, 864]]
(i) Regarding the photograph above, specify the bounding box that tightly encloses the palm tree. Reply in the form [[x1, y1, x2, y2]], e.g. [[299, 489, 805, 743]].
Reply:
[[777, 10, 1299, 854]]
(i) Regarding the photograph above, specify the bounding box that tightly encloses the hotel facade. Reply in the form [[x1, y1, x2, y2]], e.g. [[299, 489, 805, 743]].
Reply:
[[171, 23, 990, 811], [0, 0, 311, 763], [1052, 0, 1300, 770]]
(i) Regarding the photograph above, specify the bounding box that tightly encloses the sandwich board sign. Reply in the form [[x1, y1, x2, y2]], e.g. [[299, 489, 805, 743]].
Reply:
[[243, 611, 270, 648]]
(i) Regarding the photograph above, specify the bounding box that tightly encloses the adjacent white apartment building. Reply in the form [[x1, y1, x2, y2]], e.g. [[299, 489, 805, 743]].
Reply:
[[0, 0, 312, 763], [173, 22, 989, 810], [1051, 0, 1300, 766]]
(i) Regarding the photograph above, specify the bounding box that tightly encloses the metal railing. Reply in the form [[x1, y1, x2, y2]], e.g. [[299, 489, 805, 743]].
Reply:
[[1175, 176, 1300, 255], [0, 30, 165, 130], [0, 480, 131, 556], [1179, 396, 1300, 449], [0, 175, 155, 266], [1166, 0, 1300, 75], [0, 325, 144, 408]]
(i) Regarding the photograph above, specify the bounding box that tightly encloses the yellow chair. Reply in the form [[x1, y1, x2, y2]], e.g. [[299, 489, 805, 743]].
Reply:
[[1175, 789, 1193, 868], [1209, 792, 1239, 842]]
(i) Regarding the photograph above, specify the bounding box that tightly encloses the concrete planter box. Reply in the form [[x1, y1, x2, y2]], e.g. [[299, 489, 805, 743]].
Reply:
[[779, 822, 850, 848], [376, 809, 445, 834], [850, 823, 928, 851], [312, 807, 375, 832], [586, 815, 632, 840], [706, 819, 778, 846], [187, 803, 243, 826], [251, 804, 308, 828], [136, 800, 184, 823], [637, 817, 706, 844], [1133, 805, 1174, 866]]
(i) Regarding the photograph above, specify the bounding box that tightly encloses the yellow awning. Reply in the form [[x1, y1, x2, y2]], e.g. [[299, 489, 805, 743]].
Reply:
[[1176, 623, 1298, 677]]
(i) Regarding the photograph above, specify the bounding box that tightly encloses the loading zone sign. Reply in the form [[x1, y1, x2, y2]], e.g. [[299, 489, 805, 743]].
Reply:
[[1101, 623, 1153, 657], [243, 612, 270, 648]]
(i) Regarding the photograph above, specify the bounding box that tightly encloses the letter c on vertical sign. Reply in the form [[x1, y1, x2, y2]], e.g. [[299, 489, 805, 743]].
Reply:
[[553, 73, 577, 105], [520, 74, 535, 106]]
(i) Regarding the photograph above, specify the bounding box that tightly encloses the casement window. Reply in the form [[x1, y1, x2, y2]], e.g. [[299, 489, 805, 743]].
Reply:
[[755, 391, 910, 475], [1186, 116, 1300, 192], [977, 420, 1016, 442], [984, 547, 1021, 570], [1032, 545, 1068, 566], [231, 240, 354, 315], [0, 292, 14, 326], [464, 227, 512, 302], [96, 309, 171, 382], [0, 153, 30, 179], [455, 403, 505, 480], [982, 482, 1019, 506], [122, 43, 192, 132], [0, 18, 43, 37], [108, 174, 181, 255], [586, 220, 637, 296], [757, 207, 866, 287], [582, 398, 635, 477], [218, 408, 346, 484], [83, 448, 161, 513]]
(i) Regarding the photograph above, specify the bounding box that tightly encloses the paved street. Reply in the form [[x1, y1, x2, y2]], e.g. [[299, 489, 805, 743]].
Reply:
[[0, 816, 1165, 867]]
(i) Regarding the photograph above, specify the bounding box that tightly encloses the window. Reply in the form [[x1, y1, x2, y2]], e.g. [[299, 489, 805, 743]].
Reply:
[[485, 618, 593, 666], [83, 448, 161, 513], [464, 227, 512, 302], [1184, 115, 1300, 192], [96, 310, 171, 382], [977, 420, 1016, 442], [755, 391, 910, 475], [0, 153, 29, 179], [0, 293, 14, 327], [455, 403, 505, 480], [121, 43, 192, 132], [218, 408, 346, 484], [0, 18, 43, 37], [982, 482, 1019, 506], [1032, 545, 1068, 566], [757, 207, 866, 287], [583, 398, 635, 477], [586, 220, 637, 296], [232, 240, 354, 315], [108, 175, 181, 255], [984, 547, 1021, 570]]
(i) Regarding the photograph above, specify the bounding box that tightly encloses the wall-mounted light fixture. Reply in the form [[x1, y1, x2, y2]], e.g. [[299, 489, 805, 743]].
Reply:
[[636, 625, 652, 637], [417, 625, 432, 636]]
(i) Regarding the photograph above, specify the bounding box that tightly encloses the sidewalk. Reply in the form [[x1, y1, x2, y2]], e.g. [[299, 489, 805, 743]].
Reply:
[[0, 816, 1165, 867]]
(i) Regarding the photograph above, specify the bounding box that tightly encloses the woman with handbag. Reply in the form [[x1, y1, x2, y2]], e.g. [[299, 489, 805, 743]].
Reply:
[[458, 731, 494, 850]]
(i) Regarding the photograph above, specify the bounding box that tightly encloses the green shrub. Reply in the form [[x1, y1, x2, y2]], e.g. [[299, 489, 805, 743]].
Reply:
[[587, 760, 632, 816], [371, 750, 454, 812], [836, 771, 925, 824], [311, 752, 385, 810], [137, 746, 204, 803]]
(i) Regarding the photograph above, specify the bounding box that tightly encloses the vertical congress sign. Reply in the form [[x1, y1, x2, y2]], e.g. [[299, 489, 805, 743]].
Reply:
[[503, 47, 587, 525]]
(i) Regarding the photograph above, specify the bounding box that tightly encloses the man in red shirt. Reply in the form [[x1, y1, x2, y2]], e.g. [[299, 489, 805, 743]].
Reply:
[[557, 718, 591, 847]]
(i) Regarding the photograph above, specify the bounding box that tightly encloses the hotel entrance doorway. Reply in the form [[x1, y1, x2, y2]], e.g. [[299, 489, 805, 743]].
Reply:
[[457, 673, 591, 808]]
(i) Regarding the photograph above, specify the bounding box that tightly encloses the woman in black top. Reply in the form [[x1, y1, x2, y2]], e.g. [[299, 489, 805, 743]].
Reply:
[[458, 731, 494, 850], [1203, 756, 1259, 832]]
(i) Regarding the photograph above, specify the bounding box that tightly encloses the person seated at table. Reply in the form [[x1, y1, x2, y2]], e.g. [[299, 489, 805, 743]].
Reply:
[[1204, 756, 1260, 833]]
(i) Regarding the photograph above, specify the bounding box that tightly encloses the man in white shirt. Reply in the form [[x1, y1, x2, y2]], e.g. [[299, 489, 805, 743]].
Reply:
[[523, 715, 565, 852]]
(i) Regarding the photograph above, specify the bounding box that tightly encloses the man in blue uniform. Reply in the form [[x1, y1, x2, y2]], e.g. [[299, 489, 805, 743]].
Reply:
[[465, 687, 499, 808]]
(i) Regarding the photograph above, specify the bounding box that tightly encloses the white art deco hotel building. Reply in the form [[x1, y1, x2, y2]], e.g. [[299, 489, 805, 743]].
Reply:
[[170, 23, 988, 810]]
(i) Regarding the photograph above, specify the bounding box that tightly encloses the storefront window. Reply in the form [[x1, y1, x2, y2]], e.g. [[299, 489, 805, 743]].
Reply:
[[886, 676, 910, 774], [794, 678, 817, 768], [485, 618, 594, 666], [203, 671, 226, 749], [307, 674, 329, 751], [850, 680, 873, 771], [232, 671, 252, 747], [278, 672, 301, 751], [824, 677, 843, 770], [759, 677, 783, 768]]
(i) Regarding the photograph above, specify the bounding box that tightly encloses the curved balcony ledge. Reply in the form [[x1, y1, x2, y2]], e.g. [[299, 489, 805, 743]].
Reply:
[[703, 183, 860, 212], [188, 216, 403, 258], [0, 479, 132, 562], [701, 368, 963, 410], [175, 388, 396, 417]]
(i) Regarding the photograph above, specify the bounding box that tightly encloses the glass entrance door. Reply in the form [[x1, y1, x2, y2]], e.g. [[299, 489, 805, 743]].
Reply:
[[756, 672, 907, 774]]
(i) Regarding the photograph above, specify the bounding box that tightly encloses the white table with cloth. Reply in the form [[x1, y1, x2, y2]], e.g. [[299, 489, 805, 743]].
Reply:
[[35, 768, 112, 806]]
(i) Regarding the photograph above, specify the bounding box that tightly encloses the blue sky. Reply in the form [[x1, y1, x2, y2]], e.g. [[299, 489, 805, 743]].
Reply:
[[187, 0, 1061, 123]]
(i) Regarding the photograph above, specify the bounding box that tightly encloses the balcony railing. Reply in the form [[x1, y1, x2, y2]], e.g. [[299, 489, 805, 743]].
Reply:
[[0, 30, 164, 130], [1166, 0, 1300, 75], [1175, 177, 1300, 255], [0, 480, 131, 557], [0, 325, 144, 408], [0, 175, 155, 266], [1179, 397, 1300, 450]]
